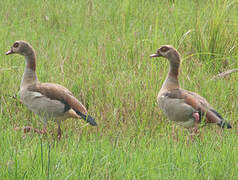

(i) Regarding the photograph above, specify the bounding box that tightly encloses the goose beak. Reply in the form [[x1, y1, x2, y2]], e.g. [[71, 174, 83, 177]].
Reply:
[[5, 49, 14, 55], [150, 51, 161, 58]]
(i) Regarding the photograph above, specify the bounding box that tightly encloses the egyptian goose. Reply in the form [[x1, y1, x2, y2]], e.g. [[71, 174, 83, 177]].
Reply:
[[150, 45, 232, 131], [6, 41, 97, 138]]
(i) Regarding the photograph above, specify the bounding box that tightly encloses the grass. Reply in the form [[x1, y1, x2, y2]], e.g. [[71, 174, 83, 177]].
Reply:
[[0, 0, 238, 179]]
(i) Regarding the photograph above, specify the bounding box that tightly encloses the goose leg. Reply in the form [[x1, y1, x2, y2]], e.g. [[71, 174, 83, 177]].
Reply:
[[33, 119, 48, 134], [57, 124, 62, 139], [188, 112, 200, 141], [192, 112, 200, 133]]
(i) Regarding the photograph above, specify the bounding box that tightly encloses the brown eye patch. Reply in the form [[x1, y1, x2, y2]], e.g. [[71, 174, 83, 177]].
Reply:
[[13, 42, 19, 48], [160, 46, 169, 52]]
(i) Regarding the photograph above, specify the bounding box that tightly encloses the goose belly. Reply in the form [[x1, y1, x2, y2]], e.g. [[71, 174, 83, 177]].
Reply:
[[157, 95, 196, 128], [19, 90, 65, 118]]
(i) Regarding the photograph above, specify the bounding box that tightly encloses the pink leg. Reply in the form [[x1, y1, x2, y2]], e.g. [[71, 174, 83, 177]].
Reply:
[[57, 125, 62, 139], [188, 112, 200, 142], [192, 112, 200, 133]]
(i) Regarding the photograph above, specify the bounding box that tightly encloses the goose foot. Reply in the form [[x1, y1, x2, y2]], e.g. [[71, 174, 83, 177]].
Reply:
[[14, 126, 47, 135]]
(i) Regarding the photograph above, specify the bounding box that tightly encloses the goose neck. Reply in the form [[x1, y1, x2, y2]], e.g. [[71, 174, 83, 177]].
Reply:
[[20, 52, 38, 88]]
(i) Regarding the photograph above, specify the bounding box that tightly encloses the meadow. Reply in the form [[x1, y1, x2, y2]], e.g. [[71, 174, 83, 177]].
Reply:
[[0, 0, 238, 179]]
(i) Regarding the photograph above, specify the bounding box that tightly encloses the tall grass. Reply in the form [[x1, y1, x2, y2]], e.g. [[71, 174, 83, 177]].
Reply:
[[0, 0, 238, 179]]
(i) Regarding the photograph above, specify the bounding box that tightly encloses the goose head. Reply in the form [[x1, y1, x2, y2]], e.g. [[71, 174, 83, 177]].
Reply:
[[6, 41, 34, 56], [150, 45, 180, 63]]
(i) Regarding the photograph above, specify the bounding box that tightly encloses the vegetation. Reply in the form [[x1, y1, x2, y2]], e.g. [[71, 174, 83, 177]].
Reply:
[[0, 0, 237, 179]]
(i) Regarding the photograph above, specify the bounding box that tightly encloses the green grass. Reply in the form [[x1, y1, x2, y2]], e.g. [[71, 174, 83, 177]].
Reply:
[[0, 0, 238, 179]]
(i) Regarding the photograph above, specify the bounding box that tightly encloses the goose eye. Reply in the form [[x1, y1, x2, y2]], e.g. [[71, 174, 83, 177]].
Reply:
[[160, 47, 169, 52], [13, 42, 19, 48]]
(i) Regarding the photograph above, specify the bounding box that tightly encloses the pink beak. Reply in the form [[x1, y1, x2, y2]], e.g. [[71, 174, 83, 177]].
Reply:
[[150, 53, 160, 58], [5, 49, 14, 55], [150, 51, 161, 58]]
